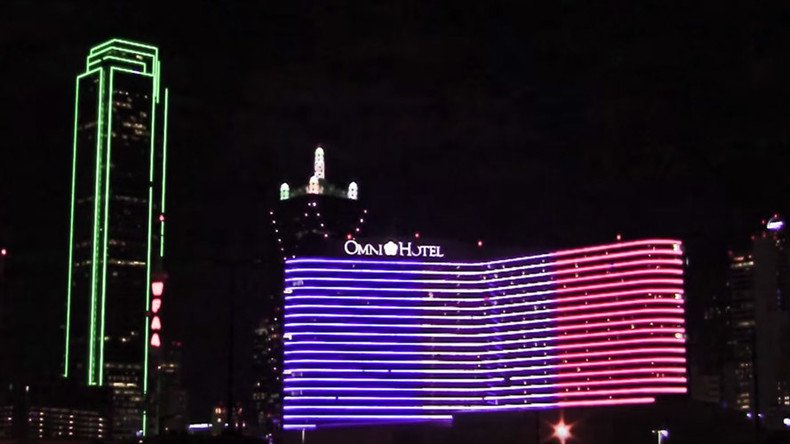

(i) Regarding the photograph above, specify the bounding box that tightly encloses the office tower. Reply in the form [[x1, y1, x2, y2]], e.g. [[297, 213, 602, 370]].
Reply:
[[271, 146, 366, 260], [63, 38, 169, 439], [723, 216, 790, 429], [252, 299, 282, 443], [153, 341, 188, 435]]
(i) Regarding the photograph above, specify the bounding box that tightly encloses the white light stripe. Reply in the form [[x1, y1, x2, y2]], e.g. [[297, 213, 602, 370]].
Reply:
[[284, 337, 683, 357], [285, 288, 684, 310], [285, 308, 684, 331], [286, 254, 682, 277], [285, 356, 687, 375], [285, 239, 681, 267], [288, 270, 683, 295], [285, 258, 682, 286], [285, 298, 684, 323], [285, 378, 687, 395], [285, 327, 685, 350], [286, 317, 685, 338], [284, 347, 685, 366]]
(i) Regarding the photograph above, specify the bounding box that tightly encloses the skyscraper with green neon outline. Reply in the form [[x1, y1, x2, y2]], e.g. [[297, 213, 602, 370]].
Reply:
[[64, 38, 169, 440]]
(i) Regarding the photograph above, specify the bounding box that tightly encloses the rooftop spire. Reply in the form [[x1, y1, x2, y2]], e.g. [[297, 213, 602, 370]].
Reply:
[[314, 146, 325, 179]]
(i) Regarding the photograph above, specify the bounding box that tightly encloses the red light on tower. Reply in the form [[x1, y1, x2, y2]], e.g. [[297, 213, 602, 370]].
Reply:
[[0, 248, 6, 256], [477, 240, 483, 248], [152, 281, 164, 297], [415, 232, 420, 239], [150, 273, 167, 348]]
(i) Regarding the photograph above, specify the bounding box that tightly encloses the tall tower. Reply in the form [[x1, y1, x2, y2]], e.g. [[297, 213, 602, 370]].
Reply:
[[63, 39, 169, 439], [271, 146, 365, 259]]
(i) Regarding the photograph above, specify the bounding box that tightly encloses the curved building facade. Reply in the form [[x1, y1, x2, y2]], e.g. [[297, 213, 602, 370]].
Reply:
[[282, 238, 687, 430]]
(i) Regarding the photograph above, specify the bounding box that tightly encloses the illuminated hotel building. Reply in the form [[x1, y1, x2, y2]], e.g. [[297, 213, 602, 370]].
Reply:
[[63, 39, 169, 439], [281, 238, 688, 430]]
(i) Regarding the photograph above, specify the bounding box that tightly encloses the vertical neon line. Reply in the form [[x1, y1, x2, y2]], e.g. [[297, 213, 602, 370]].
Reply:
[[143, 72, 156, 397], [160, 88, 168, 257], [87, 68, 106, 386], [64, 74, 83, 378], [98, 68, 116, 386]]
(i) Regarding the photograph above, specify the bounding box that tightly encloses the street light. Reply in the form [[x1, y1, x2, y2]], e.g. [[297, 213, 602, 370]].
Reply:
[[652, 429, 669, 444], [553, 419, 572, 444]]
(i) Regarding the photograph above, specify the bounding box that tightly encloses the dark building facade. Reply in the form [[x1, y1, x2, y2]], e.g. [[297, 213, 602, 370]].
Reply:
[[63, 38, 169, 440], [721, 216, 790, 429], [252, 306, 282, 443], [0, 382, 112, 441]]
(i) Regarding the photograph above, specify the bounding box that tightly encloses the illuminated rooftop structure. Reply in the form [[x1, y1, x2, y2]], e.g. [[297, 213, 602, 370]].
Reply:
[[271, 146, 365, 260], [63, 38, 169, 440], [280, 146, 358, 201], [282, 238, 688, 430]]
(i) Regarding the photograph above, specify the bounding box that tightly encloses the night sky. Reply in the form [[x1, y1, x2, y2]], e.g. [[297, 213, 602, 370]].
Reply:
[[2, 1, 790, 421]]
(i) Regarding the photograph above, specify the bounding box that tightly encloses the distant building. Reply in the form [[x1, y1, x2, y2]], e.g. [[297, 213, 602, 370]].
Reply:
[[63, 38, 170, 440], [210, 404, 227, 436], [153, 341, 188, 435], [0, 382, 112, 441], [721, 215, 790, 429], [270, 146, 366, 260], [251, 299, 282, 442]]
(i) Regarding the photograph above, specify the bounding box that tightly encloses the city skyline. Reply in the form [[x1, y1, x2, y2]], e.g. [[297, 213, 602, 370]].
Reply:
[[2, 3, 790, 437]]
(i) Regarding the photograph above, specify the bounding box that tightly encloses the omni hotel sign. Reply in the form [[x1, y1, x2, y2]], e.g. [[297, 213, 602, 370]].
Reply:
[[344, 239, 445, 258]]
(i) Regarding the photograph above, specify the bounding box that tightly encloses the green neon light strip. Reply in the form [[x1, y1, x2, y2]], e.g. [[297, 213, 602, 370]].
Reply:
[[97, 68, 117, 386], [160, 88, 169, 257], [88, 56, 147, 72], [143, 72, 157, 396], [90, 38, 159, 55], [87, 69, 106, 386], [64, 70, 95, 378]]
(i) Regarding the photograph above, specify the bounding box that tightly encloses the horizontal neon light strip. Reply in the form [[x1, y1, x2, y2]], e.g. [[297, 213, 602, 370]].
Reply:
[[283, 415, 454, 420], [285, 239, 681, 267], [285, 288, 684, 311], [284, 347, 685, 367], [288, 269, 683, 295], [283, 390, 681, 410], [285, 317, 685, 339], [285, 308, 684, 331], [285, 298, 684, 323], [285, 356, 687, 375], [286, 327, 685, 350], [286, 254, 682, 278], [286, 258, 682, 286], [285, 379, 686, 399]]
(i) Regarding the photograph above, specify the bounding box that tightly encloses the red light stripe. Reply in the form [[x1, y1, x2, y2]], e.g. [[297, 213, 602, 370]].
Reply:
[[555, 298, 684, 314], [552, 377, 686, 389], [553, 366, 686, 380], [542, 279, 684, 301], [556, 327, 684, 342], [556, 317, 685, 332], [554, 307, 684, 323], [554, 337, 683, 351], [551, 239, 681, 258], [555, 397, 655, 408]]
